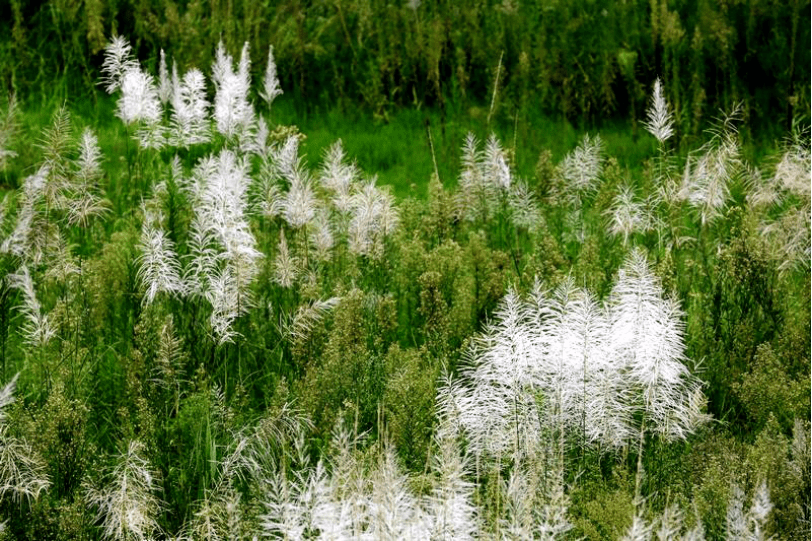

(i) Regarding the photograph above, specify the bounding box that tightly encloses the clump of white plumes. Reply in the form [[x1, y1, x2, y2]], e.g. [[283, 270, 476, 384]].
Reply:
[[102, 36, 165, 148], [169, 68, 211, 147], [444, 249, 707, 460], [212, 41, 255, 143], [85, 441, 163, 541], [260, 45, 283, 107], [454, 133, 541, 230], [7, 265, 55, 348], [678, 106, 742, 225], [185, 149, 262, 342], [644, 78, 675, 144]]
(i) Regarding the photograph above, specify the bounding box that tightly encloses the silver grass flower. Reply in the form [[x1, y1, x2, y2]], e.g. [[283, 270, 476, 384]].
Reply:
[[558, 134, 604, 205], [117, 67, 163, 126], [348, 181, 399, 260], [1, 166, 48, 260], [609, 249, 707, 442], [7, 265, 55, 348], [678, 108, 742, 225], [212, 41, 255, 142], [320, 140, 360, 214], [507, 179, 542, 232], [426, 434, 479, 541], [726, 482, 773, 541], [273, 229, 299, 288], [205, 265, 241, 345], [284, 297, 340, 344], [622, 512, 652, 541], [455, 132, 495, 222], [169, 68, 211, 147], [67, 128, 110, 227], [644, 78, 675, 143], [85, 441, 163, 541], [158, 49, 172, 104], [136, 218, 185, 305], [0, 93, 18, 170], [606, 184, 652, 245], [260, 45, 283, 106], [310, 209, 335, 261], [485, 134, 512, 190], [101, 36, 138, 94]]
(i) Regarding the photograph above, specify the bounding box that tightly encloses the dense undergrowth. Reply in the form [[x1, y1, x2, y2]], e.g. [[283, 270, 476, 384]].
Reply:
[[0, 34, 808, 540]]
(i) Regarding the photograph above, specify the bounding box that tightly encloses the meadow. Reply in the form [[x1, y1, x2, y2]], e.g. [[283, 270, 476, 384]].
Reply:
[[0, 3, 809, 540]]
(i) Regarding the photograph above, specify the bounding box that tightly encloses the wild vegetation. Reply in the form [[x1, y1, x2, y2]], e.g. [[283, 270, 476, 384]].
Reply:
[[0, 7, 809, 540]]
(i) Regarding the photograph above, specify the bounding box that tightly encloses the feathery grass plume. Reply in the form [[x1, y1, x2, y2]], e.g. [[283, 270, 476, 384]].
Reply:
[[368, 444, 430, 540], [310, 209, 335, 261], [0, 93, 19, 170], [212, 41, 255, 142], [426, 431, 479, 541], [451, 288, 545, 458], [1, 165, 48, 261], [726, 481, 773, 541], [557, 133, 604, 205], [348, 180, 399, 260], [66, 128, 111, 227], [169, 68, 211, 147], [38, 105, 73, 209], [85, 441, 163, 541], [678, 106, 742, 225], [0, 374, 51, 505], [485, 133, 512, 190], [621, 512, 653, 541], [183, 215, 220, 299], [7, 265, 55, 348], [284, 297, 340, 344], [273, 229, 299, 288], [205, 265, 241, 345], [750, 136, 811, 271], [117, 67, 163, 126], [136, 213, 185, 305], [320, 139, 360, 214], [260, 45, 283, 107], [101, 36, 138, 93], [606, 184, 652, 245], [644, 78, 675, 143], [455, 132, 496, 221], [158, 49, 172, 104], [507, 179, 543, 232], [188, 149, 262, 312]]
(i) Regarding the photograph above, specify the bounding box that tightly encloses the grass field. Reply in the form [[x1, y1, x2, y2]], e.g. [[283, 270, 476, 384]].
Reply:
[[0, 32, 808, 541]]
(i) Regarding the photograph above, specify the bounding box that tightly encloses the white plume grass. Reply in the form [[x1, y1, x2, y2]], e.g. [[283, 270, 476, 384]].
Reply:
[[85, 441, 163, 541], [644, 78, 675, 143]]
